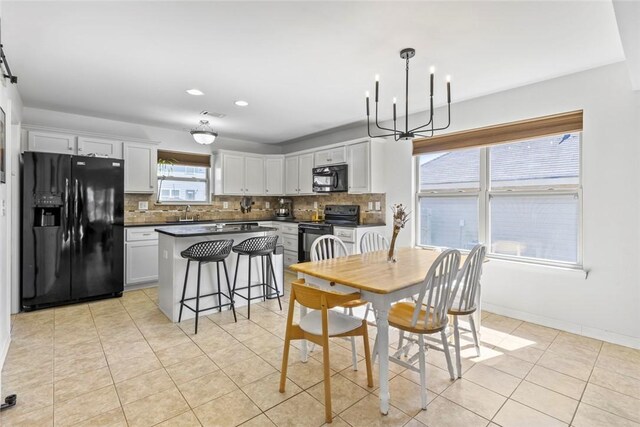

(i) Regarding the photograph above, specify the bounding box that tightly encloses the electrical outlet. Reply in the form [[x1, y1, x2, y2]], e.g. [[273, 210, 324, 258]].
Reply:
[[368, 202, 373, 211], [375, 201, 381, 211], [223, 201, 229, 209], [138, 201, 148, 210], [314, 201, 318, 209], [265, 201, 270, 209]]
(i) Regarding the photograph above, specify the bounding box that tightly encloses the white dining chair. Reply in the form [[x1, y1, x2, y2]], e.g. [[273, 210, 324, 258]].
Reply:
[[310, 235, 365, 371], [375, 249, 461, 409], [359, 231, 389, 254], [449, 243, 486, 377]]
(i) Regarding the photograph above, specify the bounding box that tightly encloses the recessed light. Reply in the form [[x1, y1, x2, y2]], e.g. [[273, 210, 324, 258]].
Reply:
[[234, 100, 249, 107], [186, 89, 204, 96]]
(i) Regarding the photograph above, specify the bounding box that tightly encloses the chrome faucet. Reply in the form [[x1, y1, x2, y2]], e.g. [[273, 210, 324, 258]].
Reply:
[[182, 205, 192, 222]]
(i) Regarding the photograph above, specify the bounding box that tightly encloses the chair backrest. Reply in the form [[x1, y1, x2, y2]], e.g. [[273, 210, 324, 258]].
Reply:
[[359, 231, 389, 254], [290, 279, 361, 310], [411, 249, 461, 328], [450, 244, 486, 313], [310, 235, 348, 261], [181, 239, 234, 261]]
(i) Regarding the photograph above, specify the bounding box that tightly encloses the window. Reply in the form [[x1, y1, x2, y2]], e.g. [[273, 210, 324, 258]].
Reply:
[[417, 133, 581, 266], [157, 151, 211, 203]]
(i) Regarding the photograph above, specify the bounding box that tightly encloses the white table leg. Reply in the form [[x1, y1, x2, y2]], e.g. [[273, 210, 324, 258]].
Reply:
[[299, 305, 308, 362], [374, 304, 390, 415]]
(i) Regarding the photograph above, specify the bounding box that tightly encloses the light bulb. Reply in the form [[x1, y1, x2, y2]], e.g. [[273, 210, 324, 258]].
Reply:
[[375, 74, 380, 81], [393, 97, 397, 103], [430, 66, 435, 74], [446, 75, 451, 83], [365, 91, 370, 98]]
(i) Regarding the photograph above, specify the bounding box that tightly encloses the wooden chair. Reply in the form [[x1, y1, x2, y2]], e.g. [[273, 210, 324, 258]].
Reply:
[[449, 244, 486, 378], [280, 279, 373, 423], [310, 235, 369, 370], [359, 231, 389, 254], [381, 249, 461, 410]]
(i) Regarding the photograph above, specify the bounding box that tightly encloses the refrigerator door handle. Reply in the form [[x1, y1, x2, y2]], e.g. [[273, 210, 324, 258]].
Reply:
[[64, 178, 70, 240]]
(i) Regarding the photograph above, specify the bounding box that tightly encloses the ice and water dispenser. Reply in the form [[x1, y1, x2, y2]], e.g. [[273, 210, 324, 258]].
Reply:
[[33, 193, 63, 227]]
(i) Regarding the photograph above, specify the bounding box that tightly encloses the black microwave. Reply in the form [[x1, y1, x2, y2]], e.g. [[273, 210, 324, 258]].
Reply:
[[312, 164, 348, 193]]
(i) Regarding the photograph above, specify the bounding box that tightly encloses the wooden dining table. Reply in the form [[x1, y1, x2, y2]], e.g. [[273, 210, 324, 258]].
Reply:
[[289, 246, 481, 415]]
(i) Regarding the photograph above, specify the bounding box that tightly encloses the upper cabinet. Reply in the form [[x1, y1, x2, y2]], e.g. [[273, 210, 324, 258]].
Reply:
[[314, 146, 346, 166], [265, 156, 284, 195], [77, 136, 123, 158], [215, 151, 265, 196], [285, 153, 314, 195], [124, 143, 157, 193], [347, 141, 370, 193], [27, 131, 76, 154]]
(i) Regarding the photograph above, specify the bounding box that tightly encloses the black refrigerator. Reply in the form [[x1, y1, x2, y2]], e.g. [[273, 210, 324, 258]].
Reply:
[[21, 152, 124, 310]]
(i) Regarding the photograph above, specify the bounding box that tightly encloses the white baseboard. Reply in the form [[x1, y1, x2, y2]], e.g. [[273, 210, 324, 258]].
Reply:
[[483, 302, 640, 350]]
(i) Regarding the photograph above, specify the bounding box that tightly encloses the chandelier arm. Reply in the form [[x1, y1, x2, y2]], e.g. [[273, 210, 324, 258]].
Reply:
[[405, 55, 410, 134], [375, 101, 397, 133], [428, 104, 452, 132], [367, 116, 398, 138], [409, 95, 435, 133]]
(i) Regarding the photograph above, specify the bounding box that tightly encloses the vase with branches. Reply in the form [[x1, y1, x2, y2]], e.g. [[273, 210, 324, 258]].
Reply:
[[388, 204, 410, 262], [156, 158, 176, 203]]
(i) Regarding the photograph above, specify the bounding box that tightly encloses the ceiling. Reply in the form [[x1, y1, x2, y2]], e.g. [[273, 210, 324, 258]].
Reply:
[[3, 1, 624, 144]]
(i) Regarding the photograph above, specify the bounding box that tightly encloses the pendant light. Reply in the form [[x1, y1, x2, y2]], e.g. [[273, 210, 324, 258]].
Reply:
[[190, 120, 218, 145], [365, 47, 452, 141]]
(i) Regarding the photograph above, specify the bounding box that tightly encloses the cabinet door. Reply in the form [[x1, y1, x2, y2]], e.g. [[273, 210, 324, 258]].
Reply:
[[124, 143, 156, 193], [244, 155, 265, 195], [284, 156, 299, 195], [314, 149, 332, 166], [28, 131, 76, 154], [125, 241, 159, 285], [77, 137, 123, 158], [222, 154, 245, 195], [348, 142, 370, 193], [265, 157, 284, 195], [298, 153, 315, 194], [315, 147, 346, 166]]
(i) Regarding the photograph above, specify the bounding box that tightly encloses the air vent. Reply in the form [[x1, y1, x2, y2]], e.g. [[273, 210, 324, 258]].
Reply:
[[200, 110, 226, 118]]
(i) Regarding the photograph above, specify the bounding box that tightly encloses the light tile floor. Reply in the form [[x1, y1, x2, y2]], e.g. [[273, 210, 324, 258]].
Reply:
[[2, 272, 639, 426]]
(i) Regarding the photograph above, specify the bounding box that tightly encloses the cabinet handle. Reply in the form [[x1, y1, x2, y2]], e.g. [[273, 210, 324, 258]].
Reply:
[[68, 147, 73, 150]]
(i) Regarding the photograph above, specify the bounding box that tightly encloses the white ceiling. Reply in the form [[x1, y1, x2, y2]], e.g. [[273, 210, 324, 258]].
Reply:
[[3, 1, 624, 144]]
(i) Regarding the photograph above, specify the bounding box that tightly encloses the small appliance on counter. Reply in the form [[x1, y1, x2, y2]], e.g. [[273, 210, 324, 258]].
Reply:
[[273, 198, 294, 221]]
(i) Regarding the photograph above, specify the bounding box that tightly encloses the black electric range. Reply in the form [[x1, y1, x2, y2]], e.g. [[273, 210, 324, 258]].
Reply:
[[298, 205, 359, 261]]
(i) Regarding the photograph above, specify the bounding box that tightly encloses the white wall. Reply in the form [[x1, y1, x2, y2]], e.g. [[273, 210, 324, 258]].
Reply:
[[283, 62, 640, 348], [22, 107, 282, 155]]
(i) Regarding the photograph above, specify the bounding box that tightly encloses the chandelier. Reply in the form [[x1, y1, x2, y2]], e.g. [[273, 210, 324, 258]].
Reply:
[[190, 120, 218, 145], [366, 48, 452, 141]]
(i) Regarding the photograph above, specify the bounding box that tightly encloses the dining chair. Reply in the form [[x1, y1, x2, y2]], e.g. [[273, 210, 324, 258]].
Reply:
[[310, 235, 369, 371], [449, 243, 486, 378], [280, 279, 373, 423], [359, 231, 389, 254], [378, 249, 461, 410]]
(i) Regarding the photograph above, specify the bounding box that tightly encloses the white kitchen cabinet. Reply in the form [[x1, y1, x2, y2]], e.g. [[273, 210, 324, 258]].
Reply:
[[222, 153, 245, 195], [280, 221, 299, 268], [244, 155, 265, 195], [218, 152, 265, 195], [334, 225, 387, 255], [125, 226, 159, 287], [284, 156, 299, 195], [264, 157, 284, 195], [27, 131, 76, 154], [315, 146, 346, 166], [298, 153, 314, 194], [124, 142, 156, 193], [347, 141, 370, 193], [285, 153, 314, 195], [77, 136, 123, 158]]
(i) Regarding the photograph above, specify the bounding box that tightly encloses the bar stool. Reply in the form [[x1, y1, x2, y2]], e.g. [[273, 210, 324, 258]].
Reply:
[[231, 235, 282, 319], [178, 239, 236, 334]]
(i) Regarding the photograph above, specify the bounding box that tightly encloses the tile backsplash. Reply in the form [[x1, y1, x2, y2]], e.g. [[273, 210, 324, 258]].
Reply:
[[124, 193, 386, 225]]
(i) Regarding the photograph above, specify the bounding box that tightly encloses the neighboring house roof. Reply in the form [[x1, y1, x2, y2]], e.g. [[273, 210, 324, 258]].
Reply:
[[420, 134, 580, 187]]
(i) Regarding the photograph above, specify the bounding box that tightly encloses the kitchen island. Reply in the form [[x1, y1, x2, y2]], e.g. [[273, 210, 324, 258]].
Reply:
[[155, 223, 282, 322]]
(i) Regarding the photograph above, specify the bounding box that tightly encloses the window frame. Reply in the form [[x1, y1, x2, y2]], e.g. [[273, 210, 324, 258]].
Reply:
[[156, 164, 212, 205], [415, 134, 583, 268]]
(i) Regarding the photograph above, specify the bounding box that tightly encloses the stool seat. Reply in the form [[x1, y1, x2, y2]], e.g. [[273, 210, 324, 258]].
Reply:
[[181, 239, 233, 263], [178, 239, 236, 334], [231, 235, 282, 319]]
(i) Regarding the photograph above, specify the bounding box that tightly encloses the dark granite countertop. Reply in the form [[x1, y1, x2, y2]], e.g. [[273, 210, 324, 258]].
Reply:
[[155, 224, 277, 238], [127, 218, 385, 228]]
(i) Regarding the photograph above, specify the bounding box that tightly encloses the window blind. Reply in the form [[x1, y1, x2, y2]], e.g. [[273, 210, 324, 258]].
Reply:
[[412, 110, 583, 156], [157, 150, 211, 167]]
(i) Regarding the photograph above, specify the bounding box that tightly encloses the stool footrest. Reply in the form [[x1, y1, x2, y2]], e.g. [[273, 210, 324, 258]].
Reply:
[[182, 291, 233, 303], [181, 301, 235, 314]]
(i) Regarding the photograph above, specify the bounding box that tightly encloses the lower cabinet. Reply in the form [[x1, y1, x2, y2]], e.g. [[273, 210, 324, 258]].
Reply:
[[125, 227, 159, 287]]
